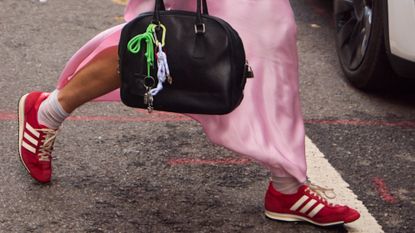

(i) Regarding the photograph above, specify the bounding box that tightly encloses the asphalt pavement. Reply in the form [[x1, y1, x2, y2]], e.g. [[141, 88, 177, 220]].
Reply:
[[0, 0, 414, 232]]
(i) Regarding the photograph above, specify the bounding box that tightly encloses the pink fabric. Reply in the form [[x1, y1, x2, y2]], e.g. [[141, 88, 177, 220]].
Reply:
[[57, 0, 307, 182]]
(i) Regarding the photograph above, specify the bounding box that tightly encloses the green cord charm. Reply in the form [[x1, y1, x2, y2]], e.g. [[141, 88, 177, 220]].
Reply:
[[127, 23, 167, 77], [127, 24, 158, 76]]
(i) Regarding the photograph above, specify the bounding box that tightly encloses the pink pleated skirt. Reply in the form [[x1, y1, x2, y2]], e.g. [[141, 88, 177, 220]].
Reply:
[[56, 0, 307, 182]]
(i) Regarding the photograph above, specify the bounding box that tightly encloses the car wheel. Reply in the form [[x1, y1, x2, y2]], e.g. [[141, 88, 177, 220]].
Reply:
[[334, 0, 394, 90]]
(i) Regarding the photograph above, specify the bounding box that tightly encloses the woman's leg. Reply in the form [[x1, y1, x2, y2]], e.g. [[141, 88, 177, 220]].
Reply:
[[58, 47, 120, 113], [188, 0, 361, 226], [18, 22, 124, 183], [18, 46, 120, 183]]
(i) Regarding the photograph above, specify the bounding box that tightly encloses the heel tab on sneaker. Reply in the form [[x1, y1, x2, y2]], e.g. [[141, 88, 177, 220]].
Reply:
[[34, 92, 51, 110], [39, 92, 50, 98]]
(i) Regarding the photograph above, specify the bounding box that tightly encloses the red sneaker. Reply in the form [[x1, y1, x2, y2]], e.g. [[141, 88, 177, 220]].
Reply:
[[18, 92, 57, 183], [264, 181, 360, 226]]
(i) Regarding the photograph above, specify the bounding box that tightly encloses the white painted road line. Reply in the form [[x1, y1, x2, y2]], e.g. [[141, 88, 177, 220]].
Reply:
[[305, 136, 384, 233]]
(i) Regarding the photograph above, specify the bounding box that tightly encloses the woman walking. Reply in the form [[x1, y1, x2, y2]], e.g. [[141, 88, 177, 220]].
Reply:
[[18, 0, 360, 226]]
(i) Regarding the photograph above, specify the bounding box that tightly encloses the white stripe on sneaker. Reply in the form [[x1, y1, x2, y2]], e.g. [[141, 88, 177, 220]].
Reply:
[[299, 199, 317, 214], [22, 141, 36, 154], [26, 122, 40, 138], [308, 203, 324, 218], [290, 195, 309, 211], [24, 132, 38, 146]]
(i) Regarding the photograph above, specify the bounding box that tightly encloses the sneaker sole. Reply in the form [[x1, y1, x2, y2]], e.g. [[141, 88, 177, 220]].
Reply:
[[18, 94, 32, 175], [265, 210, 344, 227]]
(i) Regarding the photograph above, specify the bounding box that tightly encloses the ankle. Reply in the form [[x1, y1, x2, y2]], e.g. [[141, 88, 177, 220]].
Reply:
[[271, 176, 303, 195], [38, 90, 70, 129], [57, 90, 75, 113]]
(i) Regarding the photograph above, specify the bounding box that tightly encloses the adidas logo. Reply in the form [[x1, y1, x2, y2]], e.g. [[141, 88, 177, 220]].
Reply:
[[22, 122, 40, 154], [290, 195, 325, 218]]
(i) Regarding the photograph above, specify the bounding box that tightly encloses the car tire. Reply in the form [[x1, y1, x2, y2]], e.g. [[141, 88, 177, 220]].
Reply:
[[334, 0, 394, 90]]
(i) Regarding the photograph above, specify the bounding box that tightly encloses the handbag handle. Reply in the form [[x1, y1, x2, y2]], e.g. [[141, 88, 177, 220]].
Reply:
[[158, 0, 166, 11], [153, 0, 209, 34], [155, 0, 209, 14]]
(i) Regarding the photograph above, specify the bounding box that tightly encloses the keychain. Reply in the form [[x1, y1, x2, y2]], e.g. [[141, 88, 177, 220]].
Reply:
[[127, 23, 171, 112], [127, 24, 157, 112]]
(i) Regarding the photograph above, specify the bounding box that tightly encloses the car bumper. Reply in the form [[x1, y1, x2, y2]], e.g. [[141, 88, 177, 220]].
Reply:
[[389, 54, 415, 78], [387, 0, 415, 77], [387, 0, 415, 62]]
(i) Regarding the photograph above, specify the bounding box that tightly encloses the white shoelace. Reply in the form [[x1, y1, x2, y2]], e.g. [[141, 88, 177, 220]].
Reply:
[[36, 128, 58, 161], [305, 181, 337, 206]]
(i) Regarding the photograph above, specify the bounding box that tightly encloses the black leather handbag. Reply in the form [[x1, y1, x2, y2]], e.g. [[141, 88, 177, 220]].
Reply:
[[118, 0, 253, 114]]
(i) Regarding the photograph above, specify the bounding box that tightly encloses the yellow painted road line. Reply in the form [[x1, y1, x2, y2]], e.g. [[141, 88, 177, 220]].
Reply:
[[112, 0, 128, 6]]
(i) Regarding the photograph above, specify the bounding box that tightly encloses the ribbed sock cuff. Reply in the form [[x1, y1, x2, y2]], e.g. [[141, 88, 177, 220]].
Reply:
[[38, 90, 70, 129]]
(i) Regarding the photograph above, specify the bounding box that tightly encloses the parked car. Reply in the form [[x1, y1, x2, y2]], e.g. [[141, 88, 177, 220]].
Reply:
[[334, 0, 415, 89]]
